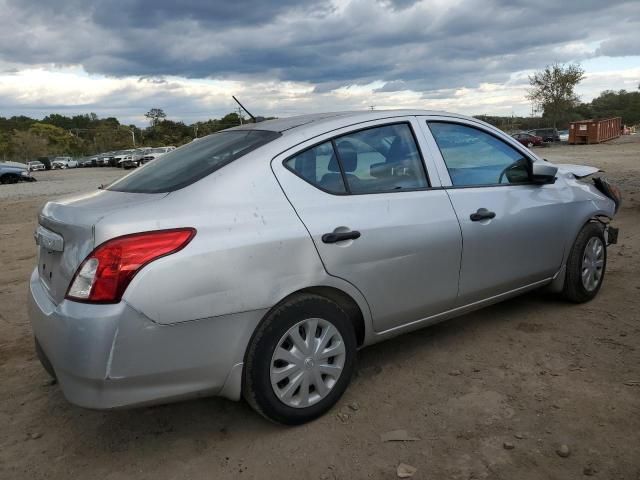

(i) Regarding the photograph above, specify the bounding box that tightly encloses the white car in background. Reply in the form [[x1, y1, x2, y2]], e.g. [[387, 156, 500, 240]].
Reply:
[[27, 160, 46, 171], [51, 157, 78, 169], [140, 146, 176, 165], [114, 150, 136, 169], [558, 130, 569, 142]]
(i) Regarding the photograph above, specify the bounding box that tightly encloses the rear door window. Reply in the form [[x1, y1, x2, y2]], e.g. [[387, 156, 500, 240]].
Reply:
[[108, 130, 280, 193], [284, 123, 429, 195], [333, 123, 428, 193]]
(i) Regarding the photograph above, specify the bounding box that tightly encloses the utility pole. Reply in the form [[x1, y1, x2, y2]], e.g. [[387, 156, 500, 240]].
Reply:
[[237, 107, 244, 125], [369, 105, 375, 111], [123, 128, 136, 147], [194, 124, 199, 138]]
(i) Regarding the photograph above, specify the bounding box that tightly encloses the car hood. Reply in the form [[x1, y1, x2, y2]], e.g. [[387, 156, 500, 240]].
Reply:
[[553, 163, 601, 178], [1, 161, 28, 170]]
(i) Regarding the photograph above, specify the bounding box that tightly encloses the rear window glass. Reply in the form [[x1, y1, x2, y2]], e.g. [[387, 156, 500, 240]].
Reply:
[[107, 130, 280, 193]]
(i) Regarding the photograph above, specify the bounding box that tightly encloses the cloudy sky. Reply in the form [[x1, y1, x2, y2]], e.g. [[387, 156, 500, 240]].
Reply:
[[0, 0, 639, 125]]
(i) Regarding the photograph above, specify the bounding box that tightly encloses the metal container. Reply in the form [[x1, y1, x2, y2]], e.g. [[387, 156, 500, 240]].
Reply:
[[569, 117, 621, 144]]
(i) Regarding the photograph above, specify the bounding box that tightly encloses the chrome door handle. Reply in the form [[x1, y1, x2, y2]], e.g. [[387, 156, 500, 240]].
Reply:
[[470, 208, 496, 221], [322, 231, 361, 243]]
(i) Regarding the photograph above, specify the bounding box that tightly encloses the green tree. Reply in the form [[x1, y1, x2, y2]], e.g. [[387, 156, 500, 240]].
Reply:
[[144, 108, 167, 127], [527, 63, 585, 128], [9, 130, 48, 161], [29, 123, 82, 155]]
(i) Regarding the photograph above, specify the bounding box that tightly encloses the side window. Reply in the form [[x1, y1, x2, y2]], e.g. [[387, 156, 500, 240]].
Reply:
[[284, 141, 346, 194], [428, 122, 531, 186], [333, 123, 428, 194]]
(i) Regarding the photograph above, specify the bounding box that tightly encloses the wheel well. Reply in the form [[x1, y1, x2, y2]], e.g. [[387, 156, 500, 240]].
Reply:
[[284, 286, 366, 346]]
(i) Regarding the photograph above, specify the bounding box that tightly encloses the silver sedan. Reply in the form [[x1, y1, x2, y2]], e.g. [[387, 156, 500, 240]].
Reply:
[[28, 110, 621, 424]]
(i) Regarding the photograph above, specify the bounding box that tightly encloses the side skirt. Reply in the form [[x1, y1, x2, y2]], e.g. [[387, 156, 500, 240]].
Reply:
[[368, 277, 554, 344]]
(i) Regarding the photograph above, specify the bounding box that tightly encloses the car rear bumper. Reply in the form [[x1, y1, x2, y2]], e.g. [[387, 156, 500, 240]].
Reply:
[[28, 268, 266, 408]]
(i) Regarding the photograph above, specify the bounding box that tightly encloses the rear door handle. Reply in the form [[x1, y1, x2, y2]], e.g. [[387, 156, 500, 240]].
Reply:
[[322, 231, 361, 243], [470, 208, 496, 221]]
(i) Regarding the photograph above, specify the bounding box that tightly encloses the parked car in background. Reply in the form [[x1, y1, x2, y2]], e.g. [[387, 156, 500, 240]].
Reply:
[[27, 160, 46, 171], [51, 156, 78, 169], [558, 130, 569, 142], [113, 150, 131, 168], [79, 157, 98, 167], [37, 157, 52, 170], [98, 152, 116, 167], [28, 110, 621, 425], [527, 128, 560, 143], [1, 162, 36, 184], [512, 132, 544, 148], [140, 146, 176, 164], [115, 150, 139, 169]]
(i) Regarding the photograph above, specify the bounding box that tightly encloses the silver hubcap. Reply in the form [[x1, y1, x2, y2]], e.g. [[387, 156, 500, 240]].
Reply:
[[270, 318, 346, 408], [581, 237, 604, 291]]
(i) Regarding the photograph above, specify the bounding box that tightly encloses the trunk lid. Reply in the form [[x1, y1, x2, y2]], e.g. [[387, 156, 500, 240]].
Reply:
[[36, 189, 166, 304]]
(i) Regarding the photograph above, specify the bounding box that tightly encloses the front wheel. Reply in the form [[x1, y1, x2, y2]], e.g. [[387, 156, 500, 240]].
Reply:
[[243, 294, 357, 425], [562, 222, 607, 303]]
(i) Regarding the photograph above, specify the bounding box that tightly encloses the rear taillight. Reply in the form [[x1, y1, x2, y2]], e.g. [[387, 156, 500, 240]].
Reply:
[[66, 228, 196, 303]]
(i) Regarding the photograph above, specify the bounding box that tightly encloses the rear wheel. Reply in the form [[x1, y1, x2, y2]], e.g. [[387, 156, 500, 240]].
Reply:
[[243, 294, 357, 425], [562, 222, 606, 303]]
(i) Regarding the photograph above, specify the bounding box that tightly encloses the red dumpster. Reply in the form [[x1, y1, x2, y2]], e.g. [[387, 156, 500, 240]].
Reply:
[[569, 117, 621, 144]]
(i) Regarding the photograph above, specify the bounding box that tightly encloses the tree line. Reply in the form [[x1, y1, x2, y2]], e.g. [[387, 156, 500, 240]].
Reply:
[[0, 110, 245, 162], [479, 63, 640, 132], [3, 69, 638, 162]]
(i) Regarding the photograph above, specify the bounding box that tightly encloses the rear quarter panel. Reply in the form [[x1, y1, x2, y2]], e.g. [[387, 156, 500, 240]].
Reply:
[[115, 147, 372, 327]]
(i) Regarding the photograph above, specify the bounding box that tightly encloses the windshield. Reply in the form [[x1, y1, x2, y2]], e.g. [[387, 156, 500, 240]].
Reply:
[[107, 129, 280, 193], [149, 148, 168, 154]]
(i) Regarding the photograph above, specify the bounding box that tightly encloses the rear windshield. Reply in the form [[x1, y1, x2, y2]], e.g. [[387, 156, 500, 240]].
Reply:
[[107, 130, 280, 193]]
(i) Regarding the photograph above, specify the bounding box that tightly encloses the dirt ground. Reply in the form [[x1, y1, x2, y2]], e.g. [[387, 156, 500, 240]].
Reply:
[[1, 139, 639, 480]]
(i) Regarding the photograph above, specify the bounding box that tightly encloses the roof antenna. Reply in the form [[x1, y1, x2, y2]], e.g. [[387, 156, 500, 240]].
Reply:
[[232, 96, 257, 123]]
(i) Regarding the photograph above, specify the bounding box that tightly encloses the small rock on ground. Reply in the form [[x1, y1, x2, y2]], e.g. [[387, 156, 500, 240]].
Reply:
[[396, 463, 417, 478], [556, 444, 571, 458]]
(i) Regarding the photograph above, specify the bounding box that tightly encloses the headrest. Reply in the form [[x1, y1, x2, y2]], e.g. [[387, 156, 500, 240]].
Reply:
[[339, 150, 357, 172], [387, 136, 408, 159], [328, 150, 358, 173]]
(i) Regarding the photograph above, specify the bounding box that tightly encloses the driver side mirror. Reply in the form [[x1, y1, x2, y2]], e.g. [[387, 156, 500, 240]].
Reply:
[[531, 161, 558, 184]]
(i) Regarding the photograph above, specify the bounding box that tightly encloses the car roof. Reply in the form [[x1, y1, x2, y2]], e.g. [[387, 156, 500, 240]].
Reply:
[[226, 110, 478, 135]]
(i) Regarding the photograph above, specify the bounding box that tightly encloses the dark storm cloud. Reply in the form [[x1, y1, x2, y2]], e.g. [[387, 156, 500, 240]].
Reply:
[[1, 0, 638, 93]]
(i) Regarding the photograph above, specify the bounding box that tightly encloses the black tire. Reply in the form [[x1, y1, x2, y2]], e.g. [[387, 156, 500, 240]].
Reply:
[[0, 174, 19, 184], [562, 222, 607, 303], [243, 294, 357, 425]]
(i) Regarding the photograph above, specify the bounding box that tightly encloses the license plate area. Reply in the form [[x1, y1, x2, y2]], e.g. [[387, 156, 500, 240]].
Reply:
[[38, 248, 60, 292], [35, 226, 64, 296]]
